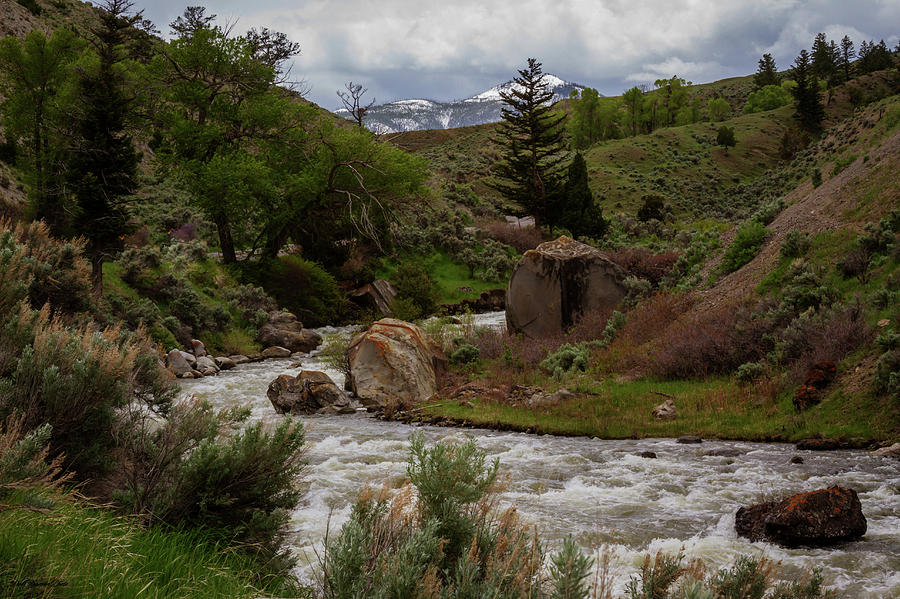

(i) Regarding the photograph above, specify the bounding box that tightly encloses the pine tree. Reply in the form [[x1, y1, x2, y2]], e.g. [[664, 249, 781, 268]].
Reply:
[[753, 53, 778, 89], [65, 0, 141, 294], [561, 153, 606, 239], [491, 58, 568, 233], [839, 35, 855, 82], [811, 33, 836, 81], [791, 49, 824, 132]]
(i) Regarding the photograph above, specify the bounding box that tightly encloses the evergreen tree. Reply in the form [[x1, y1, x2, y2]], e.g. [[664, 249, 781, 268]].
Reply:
[[839, 35, 856, 82], [791, 49, 824, 132], [65, 0, 142, 294], [811, 33, 836, 81], [491, 58, 568, 233], [561, 153, 605, 239], [754, 53, 779, 89]]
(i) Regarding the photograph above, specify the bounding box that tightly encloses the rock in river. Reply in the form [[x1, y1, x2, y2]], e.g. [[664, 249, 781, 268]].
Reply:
[[348, 318, 447, 408], [506, 236, 626, 338], [735, 486, 866, 547], [257, 311, 322, 353], [268, 370, 356, 415]]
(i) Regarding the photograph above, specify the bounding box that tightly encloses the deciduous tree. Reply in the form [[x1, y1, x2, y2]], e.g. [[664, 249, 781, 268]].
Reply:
[[0, 29, 80, 232]]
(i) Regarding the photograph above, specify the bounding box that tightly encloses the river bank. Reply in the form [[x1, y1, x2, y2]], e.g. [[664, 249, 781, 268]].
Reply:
[[408, 376, 898, 445]]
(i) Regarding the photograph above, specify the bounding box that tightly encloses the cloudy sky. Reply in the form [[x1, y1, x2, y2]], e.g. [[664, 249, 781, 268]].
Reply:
[[136, 0, 900, 111]]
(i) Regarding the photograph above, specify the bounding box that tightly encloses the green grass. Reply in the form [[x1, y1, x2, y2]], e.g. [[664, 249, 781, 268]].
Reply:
[[424, 376, 896, 441], [378, 250, 503, 304], [0, 493, 303, 599]]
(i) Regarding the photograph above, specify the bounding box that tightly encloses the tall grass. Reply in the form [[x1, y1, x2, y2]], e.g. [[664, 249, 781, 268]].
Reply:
[[0, 492, 304, 599]]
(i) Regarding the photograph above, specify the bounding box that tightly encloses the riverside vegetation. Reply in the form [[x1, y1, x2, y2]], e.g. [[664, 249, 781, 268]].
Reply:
[[0, 0, 898, 596]]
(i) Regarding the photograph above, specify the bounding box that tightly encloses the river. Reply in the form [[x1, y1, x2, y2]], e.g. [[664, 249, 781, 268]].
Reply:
[[179, 312, 900, 597]]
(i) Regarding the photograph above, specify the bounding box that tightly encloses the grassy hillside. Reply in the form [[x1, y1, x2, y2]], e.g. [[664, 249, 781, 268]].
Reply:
[[420, 75, 900, 442]]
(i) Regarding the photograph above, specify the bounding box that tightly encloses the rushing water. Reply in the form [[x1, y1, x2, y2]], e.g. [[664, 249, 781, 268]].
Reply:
[[179, 312, 900, 597]]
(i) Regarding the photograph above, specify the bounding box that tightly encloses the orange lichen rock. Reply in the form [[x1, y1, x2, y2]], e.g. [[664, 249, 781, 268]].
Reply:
[[735, 486, 866, 547]]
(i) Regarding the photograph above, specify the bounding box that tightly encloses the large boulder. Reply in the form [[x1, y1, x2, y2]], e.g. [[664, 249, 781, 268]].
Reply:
[[166, 349, 193, 377], [348, 319, 447, 408], [195, 355, 219, 376], [735, 486, 867, 547], [267, 370, 355, 415], [506, 236, 626, 337], [257, 311, 322, 353]]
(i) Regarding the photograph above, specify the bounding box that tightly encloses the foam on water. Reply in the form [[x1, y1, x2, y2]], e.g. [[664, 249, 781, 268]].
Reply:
[[177, 312, 900, 597]]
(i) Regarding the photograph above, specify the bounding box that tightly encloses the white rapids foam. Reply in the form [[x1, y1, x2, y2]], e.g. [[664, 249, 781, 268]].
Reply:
[[177, 311, 900, 597]]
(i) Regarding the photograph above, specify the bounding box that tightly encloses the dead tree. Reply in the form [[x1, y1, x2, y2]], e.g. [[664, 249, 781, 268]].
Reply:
[[337, 81, 375, 128]]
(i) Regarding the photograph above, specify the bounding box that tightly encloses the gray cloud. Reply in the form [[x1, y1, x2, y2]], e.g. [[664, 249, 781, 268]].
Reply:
[[136, 0, 900, 110]]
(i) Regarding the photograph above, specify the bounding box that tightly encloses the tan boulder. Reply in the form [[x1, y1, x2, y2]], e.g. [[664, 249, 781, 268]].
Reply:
[[348, 319, 447, 408], [262, 346, 292, 359], [652, 399, 677, 420], [506, 236, 626, 338], [257, 311, 322, 353]]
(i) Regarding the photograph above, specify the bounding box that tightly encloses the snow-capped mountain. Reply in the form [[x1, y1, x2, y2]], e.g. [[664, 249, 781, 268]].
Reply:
[[336, 74, 588, 134]]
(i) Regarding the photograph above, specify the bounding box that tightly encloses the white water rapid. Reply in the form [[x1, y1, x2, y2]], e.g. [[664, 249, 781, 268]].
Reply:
[[178, 312, 900, 597]]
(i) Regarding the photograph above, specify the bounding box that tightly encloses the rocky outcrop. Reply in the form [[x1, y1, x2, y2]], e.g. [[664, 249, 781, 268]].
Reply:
[[257, 311, 322, 353], [349, 279, 397, 316], [651, 399, 677, 420], [735, 486, 867, 547], [267, 370, 358, 415], [348, 319, 447, 408], [506, 236, 626, 337]]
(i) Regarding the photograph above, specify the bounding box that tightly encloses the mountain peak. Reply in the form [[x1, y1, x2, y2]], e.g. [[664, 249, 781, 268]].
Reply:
[[340, 74, 588, 134]]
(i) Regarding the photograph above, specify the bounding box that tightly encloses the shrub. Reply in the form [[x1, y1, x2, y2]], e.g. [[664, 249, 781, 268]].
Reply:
[[322, 434, 592, 598], [874, 349, 900, 400], [319, 332, 354, 380], [252, 255, 345, 327], [391, 262, 441, 318], [540, 342, 591, 379], [720, 221, 769, 274], [750, 198, 785, 225], [483, 221, 543, 253], [115, 399, 306, 572], [221, 283, 278, 321], [810, 168, 822, 187], [637, 195, 666, 222], [449, 343, 479, 365], [780, 231, 811, 258], [0, 222, 175, 478], [607, 247, 680, 286], [1, 220, 93, 315], [735, 361, 766, 384], [0, 414, 68, 499]]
